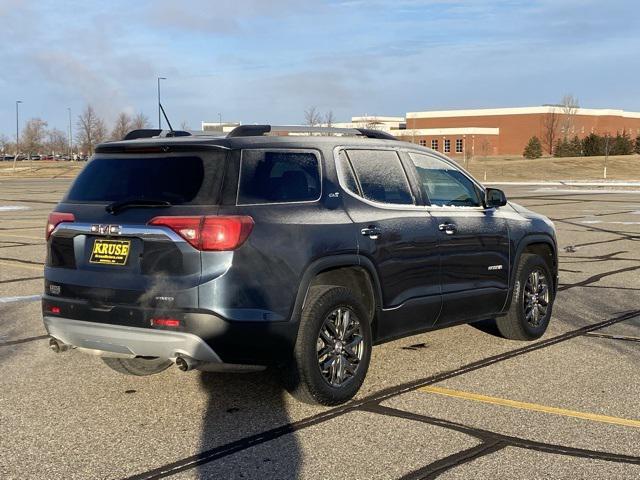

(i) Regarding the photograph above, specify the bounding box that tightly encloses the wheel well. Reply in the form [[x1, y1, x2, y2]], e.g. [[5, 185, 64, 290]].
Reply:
[[307, 266, 376, 322], [522, 242, 556, 280]]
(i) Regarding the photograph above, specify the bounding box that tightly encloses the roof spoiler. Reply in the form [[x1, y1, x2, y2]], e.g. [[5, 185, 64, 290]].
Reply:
[[123, 129, 194, 140], [226, 125, 397, 140]]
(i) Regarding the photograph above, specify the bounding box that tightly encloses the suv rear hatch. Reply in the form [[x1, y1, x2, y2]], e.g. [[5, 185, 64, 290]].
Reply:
[[45, 149, 230, 311]]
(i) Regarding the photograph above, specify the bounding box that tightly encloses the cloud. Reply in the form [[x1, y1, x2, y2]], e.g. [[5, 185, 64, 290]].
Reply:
[[0, 0, 638, 135], [147, 0, 311, 34]]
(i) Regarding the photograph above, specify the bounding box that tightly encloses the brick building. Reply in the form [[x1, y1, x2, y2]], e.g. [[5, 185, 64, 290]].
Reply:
[[395, 107, 640, 157]]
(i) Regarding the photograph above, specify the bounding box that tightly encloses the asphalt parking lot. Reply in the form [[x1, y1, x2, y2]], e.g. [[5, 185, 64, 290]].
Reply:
[[0, 178, 639, 479]]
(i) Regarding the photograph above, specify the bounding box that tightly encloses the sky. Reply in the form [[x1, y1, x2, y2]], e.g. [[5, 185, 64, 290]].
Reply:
[[1, 0, 639, 136]]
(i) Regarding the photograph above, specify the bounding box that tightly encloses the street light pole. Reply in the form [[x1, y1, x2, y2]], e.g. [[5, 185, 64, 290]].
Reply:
[[13, 100, 23, 171], [157, 77, 166, 129], [67, 107, 73, 161]]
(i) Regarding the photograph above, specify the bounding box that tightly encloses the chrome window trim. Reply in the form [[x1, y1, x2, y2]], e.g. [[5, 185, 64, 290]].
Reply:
[[235, 148, 323, 207]]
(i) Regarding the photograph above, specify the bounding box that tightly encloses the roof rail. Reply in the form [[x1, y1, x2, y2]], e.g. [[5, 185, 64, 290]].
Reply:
[[226, 125, 398, 140]]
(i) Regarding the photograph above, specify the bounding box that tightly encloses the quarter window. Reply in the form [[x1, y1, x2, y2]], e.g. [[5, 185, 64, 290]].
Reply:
[[456, 139, 463, 153], [408, 152, 482, 207], [237, 150, 321, 204], [444, 139, 451, 153], [431, 139, 438, 150], [342, 149, 414, 205]]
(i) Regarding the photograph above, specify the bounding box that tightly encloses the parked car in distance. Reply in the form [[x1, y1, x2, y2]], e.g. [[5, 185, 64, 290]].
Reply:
[[43, 125, 558, 405]]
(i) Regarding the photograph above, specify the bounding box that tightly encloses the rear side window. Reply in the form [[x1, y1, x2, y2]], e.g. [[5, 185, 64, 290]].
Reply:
[[344, 149, 414, 205], [237, 150, 321, 205], [65, 154, 225, 204]]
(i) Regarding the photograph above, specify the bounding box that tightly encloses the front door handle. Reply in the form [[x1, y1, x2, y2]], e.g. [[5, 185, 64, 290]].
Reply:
[[361, 226, 382, 240], [438, 223, 457, 235]]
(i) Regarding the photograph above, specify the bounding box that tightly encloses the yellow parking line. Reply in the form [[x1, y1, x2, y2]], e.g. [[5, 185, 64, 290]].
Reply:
[[0, 260, 43, 271], [420, 385, 640, 429]]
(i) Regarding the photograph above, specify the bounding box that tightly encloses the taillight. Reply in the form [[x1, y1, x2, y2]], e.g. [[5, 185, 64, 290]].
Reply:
[[46, 212, 75, 240], [148, 216, 254, 251]]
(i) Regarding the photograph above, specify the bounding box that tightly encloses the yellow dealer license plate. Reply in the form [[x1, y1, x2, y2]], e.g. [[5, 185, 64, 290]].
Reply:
[[89, 239, 131, 266]]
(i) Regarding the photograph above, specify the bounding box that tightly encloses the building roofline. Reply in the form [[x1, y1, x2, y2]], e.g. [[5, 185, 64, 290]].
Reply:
[[407, 106, 640, 119], [397, 127, 500, 136]]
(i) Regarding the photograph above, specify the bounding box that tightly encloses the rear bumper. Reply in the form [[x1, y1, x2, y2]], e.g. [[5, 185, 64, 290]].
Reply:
[[42, 295, 298, 365], [44, 316, 222, 363]]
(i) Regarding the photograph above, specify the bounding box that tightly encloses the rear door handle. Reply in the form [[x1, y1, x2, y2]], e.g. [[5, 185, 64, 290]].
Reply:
[[438, 223, 457, 235], [361, 226, 382, 240]]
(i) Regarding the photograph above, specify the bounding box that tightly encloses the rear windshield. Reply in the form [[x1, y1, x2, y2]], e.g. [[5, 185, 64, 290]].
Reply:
[[65, 154, 226, 204]]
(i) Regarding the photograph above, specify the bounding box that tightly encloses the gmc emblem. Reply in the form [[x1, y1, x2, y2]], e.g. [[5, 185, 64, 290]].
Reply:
[[91, 224, 122, 235]]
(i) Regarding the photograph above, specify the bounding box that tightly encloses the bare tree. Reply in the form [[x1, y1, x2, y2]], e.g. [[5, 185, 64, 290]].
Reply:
[[47, 128, 68, 155], [131, 112, 151, 130], [76, 105, 106, 156], [304, 106, 322, 126], [560, 94, 579, 138], [111, 112, 132, 140], [22, 118, 48, 158], [541, 107, 560, 155], [0, 134, 9, 157], [363, 116, 381, 130], [180, 120, 190, 130], [479, 138, 492, 158], [324, 111, 334, 128]]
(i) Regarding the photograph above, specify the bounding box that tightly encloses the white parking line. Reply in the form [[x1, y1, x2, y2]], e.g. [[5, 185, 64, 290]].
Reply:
[[0, 205, 31, 211], [0, 294, 41, 304]]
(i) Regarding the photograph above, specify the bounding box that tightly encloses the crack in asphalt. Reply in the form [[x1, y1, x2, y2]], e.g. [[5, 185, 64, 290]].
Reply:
[[122, 309, 640, 480], [369, 404, 640, 479]]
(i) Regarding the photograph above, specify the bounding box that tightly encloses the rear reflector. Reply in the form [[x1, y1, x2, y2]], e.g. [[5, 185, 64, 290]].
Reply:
[[151, 317, 181, 328], [47, 305, 61, 314], [46, 212, 75, 240], [149, 216, 254, 251]]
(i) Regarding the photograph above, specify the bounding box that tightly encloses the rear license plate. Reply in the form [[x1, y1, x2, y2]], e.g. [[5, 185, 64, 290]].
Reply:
[[89, 239, 131, 266]]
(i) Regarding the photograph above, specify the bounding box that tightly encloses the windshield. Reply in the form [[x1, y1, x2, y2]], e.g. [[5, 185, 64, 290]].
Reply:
[[65, 153, 226, 204]]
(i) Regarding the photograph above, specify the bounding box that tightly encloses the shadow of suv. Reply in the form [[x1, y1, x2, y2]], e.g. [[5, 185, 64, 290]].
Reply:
[[43, 125, 558, 405]]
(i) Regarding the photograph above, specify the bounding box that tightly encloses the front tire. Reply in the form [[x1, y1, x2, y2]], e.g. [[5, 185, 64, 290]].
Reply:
[[496, 253, 554, 340], [284, 286, 372, 406], [102, 357, 172, 376]]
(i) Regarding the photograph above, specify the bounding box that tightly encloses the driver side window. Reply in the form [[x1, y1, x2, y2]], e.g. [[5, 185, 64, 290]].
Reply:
[[408, 152, 482, 207]]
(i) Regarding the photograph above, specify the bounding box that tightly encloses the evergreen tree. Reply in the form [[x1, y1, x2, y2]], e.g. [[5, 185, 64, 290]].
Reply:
[[635, 135, 640, 154], [523, 136, 543, 159], [611, 131, 634, 155], [582, 133, 603, 156], [568, 136, 582, 156], [553, 138, 567, 157]]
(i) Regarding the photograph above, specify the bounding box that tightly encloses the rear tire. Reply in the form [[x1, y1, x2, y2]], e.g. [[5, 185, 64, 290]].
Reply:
[[284, 285, 372, 406], [496, 253, 554, 340], [102, 357, 172, 376]]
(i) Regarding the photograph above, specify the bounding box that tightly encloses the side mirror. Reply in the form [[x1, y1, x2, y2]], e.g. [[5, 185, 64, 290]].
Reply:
[[485, 188, 507, 208]]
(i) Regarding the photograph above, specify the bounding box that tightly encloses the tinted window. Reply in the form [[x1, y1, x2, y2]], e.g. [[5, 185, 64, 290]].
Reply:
[[238, 150, 320, 204], [65, 155, 224, 204], [408, 152, 481, 207], [346, 150, 413, 205]]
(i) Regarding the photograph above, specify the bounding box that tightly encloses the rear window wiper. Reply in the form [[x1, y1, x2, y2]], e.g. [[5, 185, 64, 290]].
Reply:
[[106, 198, 172, 215]]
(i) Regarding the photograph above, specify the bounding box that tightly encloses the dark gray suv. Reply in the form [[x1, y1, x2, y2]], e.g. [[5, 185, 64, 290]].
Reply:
[[43, 125, 558, 405]]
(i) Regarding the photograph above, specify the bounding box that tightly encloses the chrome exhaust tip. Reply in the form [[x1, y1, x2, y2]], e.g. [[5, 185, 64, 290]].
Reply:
[[175, 355, 199, 372], [49, 338, 70, 353]]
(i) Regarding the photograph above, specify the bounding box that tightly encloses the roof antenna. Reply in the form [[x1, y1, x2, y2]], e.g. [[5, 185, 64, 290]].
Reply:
[[159, 103, 175, 136]]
